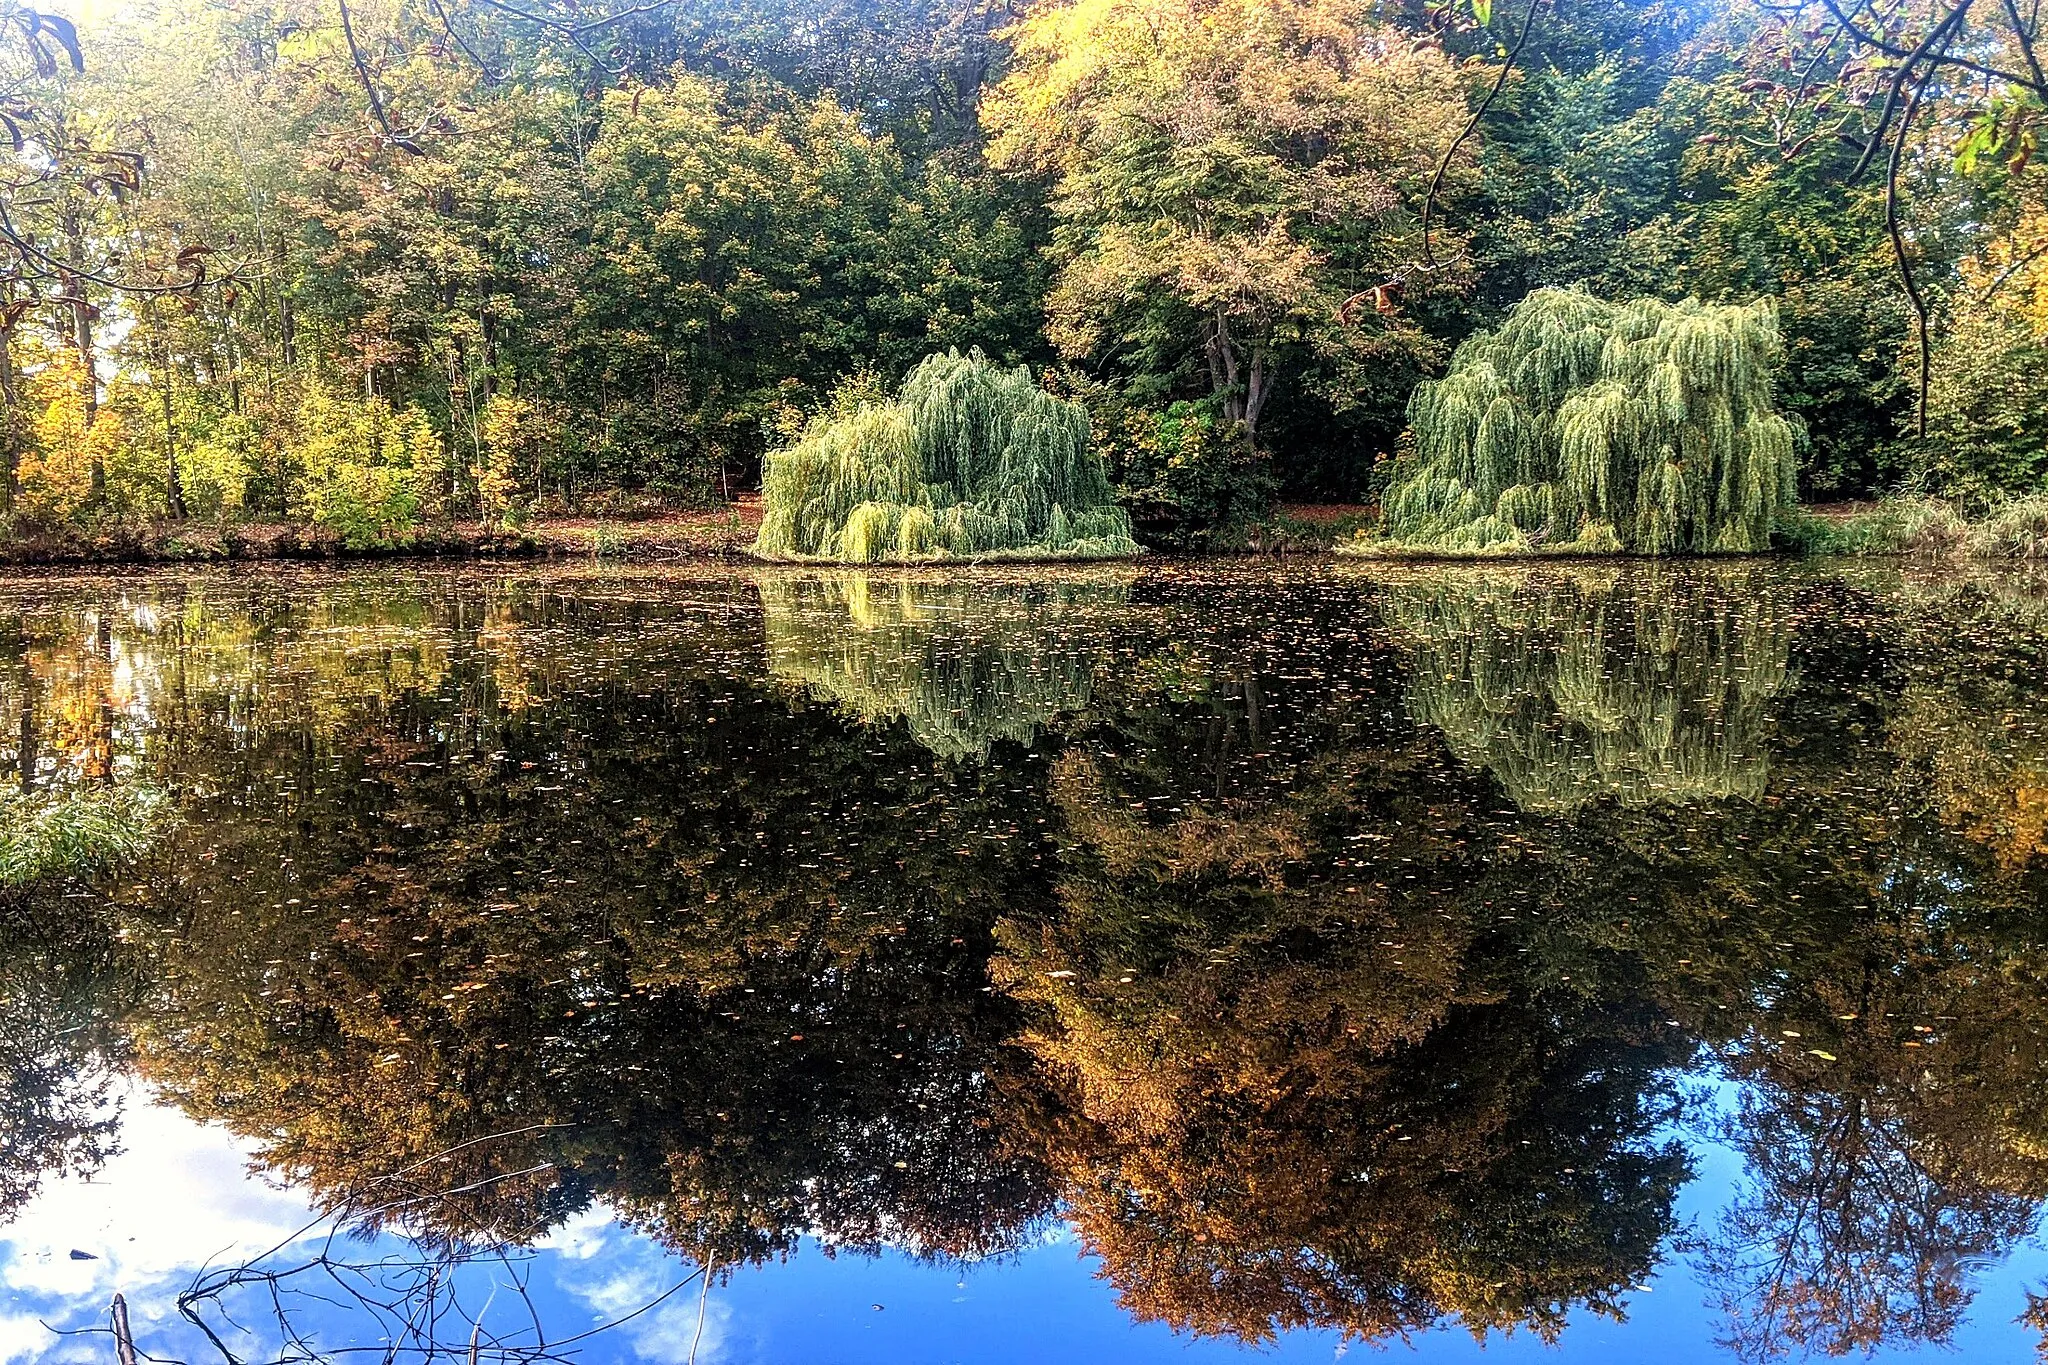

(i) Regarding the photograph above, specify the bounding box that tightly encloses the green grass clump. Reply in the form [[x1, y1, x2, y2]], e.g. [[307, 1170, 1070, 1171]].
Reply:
[[1778, 493, 2048, 559], [0, 786, 167, 890], [1344, 289, 1797, 559], [753, 350, 1140, 565]]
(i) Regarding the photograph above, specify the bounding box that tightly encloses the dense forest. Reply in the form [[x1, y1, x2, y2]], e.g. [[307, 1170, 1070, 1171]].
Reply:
[[4, 0, 2048, 551]]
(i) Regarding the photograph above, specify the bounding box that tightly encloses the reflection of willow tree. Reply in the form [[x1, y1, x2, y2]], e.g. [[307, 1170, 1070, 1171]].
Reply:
[[760, 570, 1130, 759], [69, 584, 1060, 1266], [1378, 566, 1792, 813], [994, 637, 1694, 1344]]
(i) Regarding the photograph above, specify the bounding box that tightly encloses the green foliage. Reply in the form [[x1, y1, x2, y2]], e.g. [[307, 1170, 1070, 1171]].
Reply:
[[0, 787, 165, 889], [290, 384, 449, 550], [572, 79, 1048, 496], [1082, 392, 1275, 547], [1354, 289, 1798, 557], [753, 350, 1139, 564], [982, 0, 1470, 457], [1777, 494, 2048, 560], [1920, 304, 2048, 498]]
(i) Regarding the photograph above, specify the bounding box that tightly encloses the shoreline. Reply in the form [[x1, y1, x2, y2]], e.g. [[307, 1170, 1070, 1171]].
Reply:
[[2, 499, 2041, 568]]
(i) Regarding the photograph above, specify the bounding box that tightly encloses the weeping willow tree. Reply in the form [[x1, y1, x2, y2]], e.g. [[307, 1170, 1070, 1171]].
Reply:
[[1377, 567, 1791, 812], [754, 350, 1141, 564], [760, 572, 1132, 759], [1347, 290, 1799, 557]]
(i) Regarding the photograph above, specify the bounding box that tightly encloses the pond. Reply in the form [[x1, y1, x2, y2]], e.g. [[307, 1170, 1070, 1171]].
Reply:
[[3, 559, 2048, 1364]]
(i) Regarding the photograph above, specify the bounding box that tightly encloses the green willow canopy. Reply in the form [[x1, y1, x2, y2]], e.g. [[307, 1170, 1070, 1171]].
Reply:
[[1347, 290, 1799, 557], [753, 350, 1140, 564]]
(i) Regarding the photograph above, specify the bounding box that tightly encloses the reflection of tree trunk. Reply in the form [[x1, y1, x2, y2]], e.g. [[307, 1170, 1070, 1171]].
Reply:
[[17, 675, 37, 794]]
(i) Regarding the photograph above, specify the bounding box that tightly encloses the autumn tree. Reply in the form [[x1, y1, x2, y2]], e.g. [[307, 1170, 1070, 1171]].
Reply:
[[983, 0, 1474, 444]]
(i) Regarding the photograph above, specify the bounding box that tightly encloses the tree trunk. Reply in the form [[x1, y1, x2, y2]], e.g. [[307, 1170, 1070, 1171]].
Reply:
[[0, 320, 20, 515], [1205, 311, 1262, 432], [1244, 349, 1271, 437], [161, 381, 186, 518], [1205, 311, 1248, 426], [60, 210, 103, 507], [150, 312, 188, 518]]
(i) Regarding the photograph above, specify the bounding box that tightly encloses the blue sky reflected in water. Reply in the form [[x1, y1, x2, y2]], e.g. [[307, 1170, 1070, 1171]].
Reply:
[[4, 1087, 2044, 1364]]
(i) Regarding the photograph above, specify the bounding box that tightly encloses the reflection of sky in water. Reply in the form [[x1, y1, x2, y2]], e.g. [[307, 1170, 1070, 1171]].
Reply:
[[7, 1086, 2044, 1364]]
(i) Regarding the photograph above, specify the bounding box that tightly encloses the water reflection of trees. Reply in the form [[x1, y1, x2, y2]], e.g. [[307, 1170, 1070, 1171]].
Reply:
[[0, 892, 130, 1222], [760, 570, 1131, 759], [1378, 567, 1792, 813], [3, 567, 2048, 1360]]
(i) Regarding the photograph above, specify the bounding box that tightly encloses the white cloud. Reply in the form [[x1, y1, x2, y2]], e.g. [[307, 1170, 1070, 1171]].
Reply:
[[0, 1083, 319, 1363], [549, 1231, 730, 1364]]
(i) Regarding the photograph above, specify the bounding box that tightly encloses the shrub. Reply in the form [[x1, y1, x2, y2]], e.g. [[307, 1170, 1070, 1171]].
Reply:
[[289, 383, 449, 550], [1777, 493, 2048, 559], [1914, 263, 2048, 500], [1086, 393, 1276, 548]]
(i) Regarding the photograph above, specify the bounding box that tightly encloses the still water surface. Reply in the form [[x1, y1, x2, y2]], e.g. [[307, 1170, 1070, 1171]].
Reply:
[[3, 560, 2048, 1363]]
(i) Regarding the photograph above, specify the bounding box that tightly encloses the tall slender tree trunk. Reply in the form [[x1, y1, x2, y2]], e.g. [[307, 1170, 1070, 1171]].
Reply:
[[60, 209, 104, 507], [149, 310, 188, 518], [0, 319, 21, 515], [160, 381, 186, 518]]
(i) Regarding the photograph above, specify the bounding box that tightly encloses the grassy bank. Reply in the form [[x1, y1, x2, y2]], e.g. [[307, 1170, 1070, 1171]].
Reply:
[[0, 505, 767, 566], [6, 495, 2046, 567], [1774, 495, 2048, 560]]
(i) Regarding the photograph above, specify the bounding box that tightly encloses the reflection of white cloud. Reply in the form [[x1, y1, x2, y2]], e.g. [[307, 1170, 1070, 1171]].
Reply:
[[0, 1082, 317, 1363], [1, 1083, 314, 1295], [2, 1088, 719, 1365], [540, 1204, 616, 1261], [550, 1228, 729, 1364]]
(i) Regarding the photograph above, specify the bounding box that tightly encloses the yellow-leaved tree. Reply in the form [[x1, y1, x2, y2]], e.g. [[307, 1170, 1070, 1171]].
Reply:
[[983, 0, 1474, 440], [16, 345, 131, 525]]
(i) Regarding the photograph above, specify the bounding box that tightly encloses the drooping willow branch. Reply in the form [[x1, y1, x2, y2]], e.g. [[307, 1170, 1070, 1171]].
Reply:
[[1419, 0, 1547, 270], [1887, 71, 1935, 437]]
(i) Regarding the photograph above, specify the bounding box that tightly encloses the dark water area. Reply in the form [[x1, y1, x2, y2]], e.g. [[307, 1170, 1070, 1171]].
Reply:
[[3, 559, 2048, 1363]]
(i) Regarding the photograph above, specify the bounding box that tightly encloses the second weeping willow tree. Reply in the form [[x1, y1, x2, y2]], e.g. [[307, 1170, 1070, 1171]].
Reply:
[[753, 350, 1140, 564], [1347, 289, 1799, 557]]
